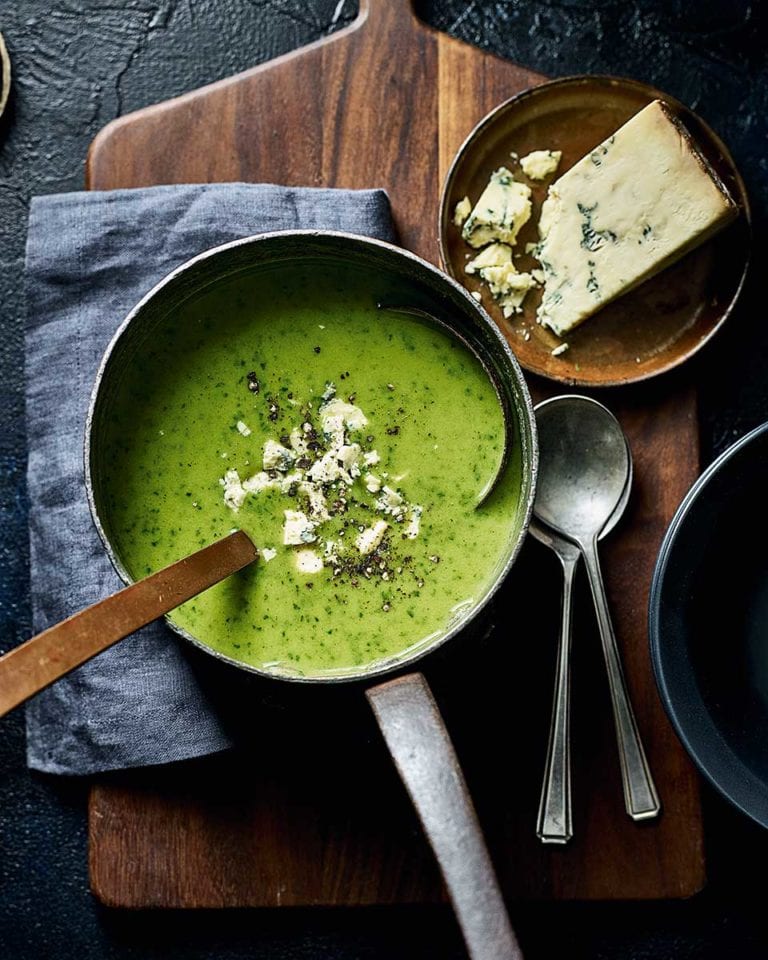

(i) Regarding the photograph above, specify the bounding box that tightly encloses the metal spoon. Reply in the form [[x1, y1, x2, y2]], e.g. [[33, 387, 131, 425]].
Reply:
[[531, 447, 632, 844], [377, 303, 512, 507], [533, 395, 660, 822]]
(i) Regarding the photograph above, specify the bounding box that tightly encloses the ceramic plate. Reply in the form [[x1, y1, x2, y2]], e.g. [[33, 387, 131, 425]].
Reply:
[[439, 75, 751, 387], [650, 422, 768, 829]]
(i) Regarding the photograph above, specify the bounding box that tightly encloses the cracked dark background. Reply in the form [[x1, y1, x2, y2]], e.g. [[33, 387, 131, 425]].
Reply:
[[1, 1, 767, 957]]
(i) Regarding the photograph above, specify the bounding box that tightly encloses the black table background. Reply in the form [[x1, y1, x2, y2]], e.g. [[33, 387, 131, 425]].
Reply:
[[1, 1, 767, 956]]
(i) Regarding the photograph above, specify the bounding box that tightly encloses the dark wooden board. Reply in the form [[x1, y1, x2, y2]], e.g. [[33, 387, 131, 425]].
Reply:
[[86, 0, 705, 905]]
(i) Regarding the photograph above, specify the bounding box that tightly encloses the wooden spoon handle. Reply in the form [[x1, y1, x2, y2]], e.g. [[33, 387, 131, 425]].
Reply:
[[0, 531, 257, 719]]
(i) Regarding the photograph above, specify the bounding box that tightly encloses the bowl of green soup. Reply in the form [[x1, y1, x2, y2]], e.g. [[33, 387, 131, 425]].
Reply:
[[86, 231, 536, 957], [87, 231, 536, 684]]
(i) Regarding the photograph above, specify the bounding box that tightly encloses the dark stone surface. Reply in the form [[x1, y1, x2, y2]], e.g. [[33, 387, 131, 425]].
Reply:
[[0, 1, 767, 956]]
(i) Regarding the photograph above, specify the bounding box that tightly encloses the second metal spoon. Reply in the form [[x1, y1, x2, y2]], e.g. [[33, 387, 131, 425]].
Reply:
[[531, 444, 632, 844], [533, 395, 660, 825]]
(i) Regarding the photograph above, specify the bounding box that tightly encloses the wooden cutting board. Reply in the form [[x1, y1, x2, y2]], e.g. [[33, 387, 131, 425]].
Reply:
[[86, 0, 705, 905]]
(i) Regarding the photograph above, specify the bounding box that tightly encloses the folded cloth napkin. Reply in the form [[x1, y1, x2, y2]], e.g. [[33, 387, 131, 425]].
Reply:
[[24, 183, 396, 775]]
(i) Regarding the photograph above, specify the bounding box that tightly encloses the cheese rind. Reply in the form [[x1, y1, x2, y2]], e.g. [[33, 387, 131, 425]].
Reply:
[[536, 100, 737, 337], [461, 168, 532, 248]]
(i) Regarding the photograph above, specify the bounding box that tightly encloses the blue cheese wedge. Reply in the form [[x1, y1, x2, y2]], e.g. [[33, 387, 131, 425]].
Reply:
[[520, 149, 562, 181], [466, 242, 537, 317], [536, 99, 737, 337], [461, 167, 532, 248]]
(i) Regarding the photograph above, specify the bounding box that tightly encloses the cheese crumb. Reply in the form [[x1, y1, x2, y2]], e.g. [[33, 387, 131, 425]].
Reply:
[[262, 547, 277, 563], [453, 195, 472, 227], [319, 398, 368, 432], [519, 149, 562, 181], [243, 471, 277, 494], [466, 243, 536, 316], [551, 343, 570, 357], [283, 510, 317, 545], [299, 480, 330, 521], [356, 520, 388, 555], [263, 439, 294, 472], [220, 469, 246, 511], [461, 168, 532, 249], [236, 420, 252, 437], [404, 506, 422, 539], [295, 549, 323, 574]]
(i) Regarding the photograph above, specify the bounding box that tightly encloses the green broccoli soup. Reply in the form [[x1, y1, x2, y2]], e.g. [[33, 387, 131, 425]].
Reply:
[[99, 262, 524, 678]]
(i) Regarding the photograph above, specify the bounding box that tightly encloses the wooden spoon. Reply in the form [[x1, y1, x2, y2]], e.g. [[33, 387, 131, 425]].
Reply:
[[0, 531, 257, 718]]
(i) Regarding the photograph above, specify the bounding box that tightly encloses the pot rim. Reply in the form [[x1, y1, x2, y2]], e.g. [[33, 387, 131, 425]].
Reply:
[[85, 229, 538, 685]]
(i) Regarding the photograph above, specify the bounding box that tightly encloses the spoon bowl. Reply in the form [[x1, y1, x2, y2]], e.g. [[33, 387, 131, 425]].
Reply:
[[533, 395, 630, 541]]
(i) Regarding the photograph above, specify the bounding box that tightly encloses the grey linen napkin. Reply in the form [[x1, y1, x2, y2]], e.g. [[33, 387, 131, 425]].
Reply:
[[24, 183, 396, 775]]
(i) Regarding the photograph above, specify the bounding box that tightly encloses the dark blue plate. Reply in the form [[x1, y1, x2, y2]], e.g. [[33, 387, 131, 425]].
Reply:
[[650, 422, 768, 828]]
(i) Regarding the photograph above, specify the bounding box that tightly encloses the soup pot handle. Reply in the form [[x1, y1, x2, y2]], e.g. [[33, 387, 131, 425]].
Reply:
[[366, 672, 523, 960]]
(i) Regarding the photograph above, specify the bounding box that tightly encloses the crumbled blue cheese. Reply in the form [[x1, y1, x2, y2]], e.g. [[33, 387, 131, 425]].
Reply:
[[283, 510, 317, 545], [461, 167, 532, 249], [262, 547, 277, 563], [299, 480, 330, 521], [220, 469, 247, 511], [337, 443, 361, 474], [404, 505, 422, 539], [323, 540, 340, 564], [236, 420, 252, 437], [536, 100, 737, 336], [319, 398, 368, 432], [221, 392, 426, 570], [307, 448, 357, 485], [295, 549, 324, 574], [376, 485, 406, 520], [520, 149, 562, 181], [466, 242, 538, 317], [243, 471, 276, 494], [453, 195, 472, 227], [466, 242, 513, 275], [263, 439, 294, 471], [356, 520, 388, 555], [289, 427, 308, 455]]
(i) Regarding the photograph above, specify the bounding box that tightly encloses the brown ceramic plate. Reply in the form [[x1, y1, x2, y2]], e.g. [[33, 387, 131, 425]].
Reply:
[[439, 75, 751, 387]]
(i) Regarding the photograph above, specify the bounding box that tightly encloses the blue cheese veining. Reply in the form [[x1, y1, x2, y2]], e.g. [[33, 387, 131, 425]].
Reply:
[[536, 99, 737, 337], [461, 167, 532, 249]]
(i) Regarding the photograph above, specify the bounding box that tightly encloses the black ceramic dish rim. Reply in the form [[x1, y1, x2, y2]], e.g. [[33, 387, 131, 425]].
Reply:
[[649, 420, 768, 829], [0, 32, 10, 121]]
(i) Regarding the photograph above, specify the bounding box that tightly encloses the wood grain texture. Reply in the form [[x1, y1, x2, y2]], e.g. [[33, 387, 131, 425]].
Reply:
[[86, 0, 705, 906]]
